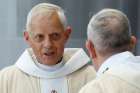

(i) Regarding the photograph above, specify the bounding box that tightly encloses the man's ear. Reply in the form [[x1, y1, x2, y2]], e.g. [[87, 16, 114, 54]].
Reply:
[[85, 40, 97, 59], [24, 31, 30, 42], [64, 26, 72, 42], [130, 36, 137, 50]]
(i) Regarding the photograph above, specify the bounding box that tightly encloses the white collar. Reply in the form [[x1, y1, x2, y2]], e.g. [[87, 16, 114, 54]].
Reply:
[[96, 51, 140, 89], [35, 60, 65, 72], [97, 51, 134, 77], [15, 48, 90, 79], [30, 49, 65, 72]]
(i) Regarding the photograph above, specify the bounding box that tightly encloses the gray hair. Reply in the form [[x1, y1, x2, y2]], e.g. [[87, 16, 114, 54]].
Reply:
[[87, 9, 132, 55], [26, 3, 67, 31]]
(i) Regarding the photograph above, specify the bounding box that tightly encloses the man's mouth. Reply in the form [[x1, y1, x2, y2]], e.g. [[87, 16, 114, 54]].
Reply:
[[44, 52, 54, 56]]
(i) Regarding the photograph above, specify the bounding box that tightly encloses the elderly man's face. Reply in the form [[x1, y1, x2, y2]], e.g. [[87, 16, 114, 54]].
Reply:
[[24, 12, 71, 65]]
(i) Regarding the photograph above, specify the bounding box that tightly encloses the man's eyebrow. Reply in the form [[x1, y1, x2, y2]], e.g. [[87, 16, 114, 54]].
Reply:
[[29, 31, 42, 37]]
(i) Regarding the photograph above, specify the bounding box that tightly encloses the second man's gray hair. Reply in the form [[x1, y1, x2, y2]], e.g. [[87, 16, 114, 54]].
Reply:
[[87, 9, 132, 55]]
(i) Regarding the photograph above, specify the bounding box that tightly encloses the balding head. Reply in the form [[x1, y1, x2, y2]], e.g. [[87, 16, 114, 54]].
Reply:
[[26, 3, 67, 31]]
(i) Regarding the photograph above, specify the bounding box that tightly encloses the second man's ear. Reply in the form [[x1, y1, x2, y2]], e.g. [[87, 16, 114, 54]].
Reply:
[[85, 40, 97, 59], [130, 36, 137, 50]]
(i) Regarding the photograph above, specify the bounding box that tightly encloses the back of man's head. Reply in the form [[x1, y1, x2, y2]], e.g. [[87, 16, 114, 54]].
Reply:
[[87, 9, 134, 56]]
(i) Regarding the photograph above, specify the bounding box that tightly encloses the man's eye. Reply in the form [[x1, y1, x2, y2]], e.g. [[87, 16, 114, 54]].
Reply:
[[51, 33, 61, 40], [34, 34, 44, 42]]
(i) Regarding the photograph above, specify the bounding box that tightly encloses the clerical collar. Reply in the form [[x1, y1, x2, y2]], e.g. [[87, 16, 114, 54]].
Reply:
[[97, 51, 133, 77], [16, 48, 90, 78], [29, 49, 65, 72], [35, 59, 65, 72]]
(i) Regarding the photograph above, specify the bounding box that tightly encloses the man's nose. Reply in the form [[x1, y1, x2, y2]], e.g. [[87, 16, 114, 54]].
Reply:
[[43, 37, 53, 48]]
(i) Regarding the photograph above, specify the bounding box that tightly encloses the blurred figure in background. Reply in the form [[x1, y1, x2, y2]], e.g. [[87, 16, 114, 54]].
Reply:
[[79, 9, 140, 93], [0, 3, 96, 93]]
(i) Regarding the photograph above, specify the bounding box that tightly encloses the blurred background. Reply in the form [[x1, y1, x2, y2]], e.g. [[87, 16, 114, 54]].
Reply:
[[0, 0, 140, 69]]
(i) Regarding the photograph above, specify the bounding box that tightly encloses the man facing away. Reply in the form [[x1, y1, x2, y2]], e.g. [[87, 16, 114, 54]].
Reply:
[[0, 3, 96, 93], [79, 9, 140, 93]]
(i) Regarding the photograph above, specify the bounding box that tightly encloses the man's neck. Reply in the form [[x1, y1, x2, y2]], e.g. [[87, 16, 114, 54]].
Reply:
[[96, 53, 113, 70]]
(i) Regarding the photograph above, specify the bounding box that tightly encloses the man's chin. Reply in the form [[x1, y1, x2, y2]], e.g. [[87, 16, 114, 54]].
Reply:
[[42, 59, 57, 65]]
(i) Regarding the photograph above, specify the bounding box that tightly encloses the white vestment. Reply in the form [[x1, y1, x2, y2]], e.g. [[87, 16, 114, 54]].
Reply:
[[79, 51, 140, 93], [0, 48, 96, 93]]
